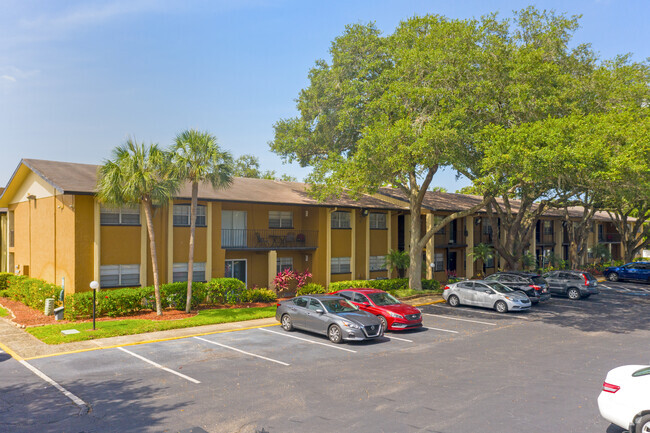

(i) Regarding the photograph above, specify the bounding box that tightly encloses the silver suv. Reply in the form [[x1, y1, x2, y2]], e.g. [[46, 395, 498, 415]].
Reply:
[[542, 271, 599, 300]]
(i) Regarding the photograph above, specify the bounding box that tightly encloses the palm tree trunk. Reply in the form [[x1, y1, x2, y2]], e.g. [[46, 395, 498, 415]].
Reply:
[[143, 200, 163, 315], [186, 182, 198, 313]]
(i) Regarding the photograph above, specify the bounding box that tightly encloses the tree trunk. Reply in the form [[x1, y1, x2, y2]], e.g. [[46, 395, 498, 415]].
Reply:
[[408, 199, 423, 290], [186, 182, 198, 313], [143, 200, 162, 316]]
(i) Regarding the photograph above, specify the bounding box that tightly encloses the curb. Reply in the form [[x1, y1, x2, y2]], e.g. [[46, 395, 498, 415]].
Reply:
[[412, 300, 445, 307]]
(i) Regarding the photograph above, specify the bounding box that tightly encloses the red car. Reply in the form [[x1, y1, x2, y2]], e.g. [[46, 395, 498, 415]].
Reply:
[[331, 288, 422, 331]]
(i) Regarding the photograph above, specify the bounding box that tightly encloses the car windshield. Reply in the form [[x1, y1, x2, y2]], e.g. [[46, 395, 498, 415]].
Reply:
[[486, 282, 515, 293], [367, 292, 400, 306], [321, 299, 358, 313]]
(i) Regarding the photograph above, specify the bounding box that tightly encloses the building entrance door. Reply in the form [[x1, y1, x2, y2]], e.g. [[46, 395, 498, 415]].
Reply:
[[448, 251, 457, 273], [225, 259, 247, 286]]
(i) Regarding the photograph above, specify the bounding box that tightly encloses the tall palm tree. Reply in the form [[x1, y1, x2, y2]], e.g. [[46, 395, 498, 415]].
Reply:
[[171, 129, 234, 313], [97, 138, 179, 315]]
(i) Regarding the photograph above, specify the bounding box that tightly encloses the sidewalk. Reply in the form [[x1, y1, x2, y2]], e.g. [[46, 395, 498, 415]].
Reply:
[[0, 294, 444, 360]]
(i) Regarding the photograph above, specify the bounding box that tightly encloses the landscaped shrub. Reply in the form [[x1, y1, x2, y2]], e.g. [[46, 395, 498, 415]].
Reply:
[[0, 272, 13, 290], [65, 287, 151, 320], [421, 279, 441, 291], [4, 275, 61, 311], [204, 278, 246, 304], [241, 288, 277, 303], [328, 278, 441, 295], [0, 289, 9, 297], [296, 283, 326, 296], [158, 282, 206, 310]]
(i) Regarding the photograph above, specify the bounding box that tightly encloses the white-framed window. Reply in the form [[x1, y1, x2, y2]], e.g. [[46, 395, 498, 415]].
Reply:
[[434, 253, 444, 271], [269, 211, 293, 229], [100, 264, 140, 287], [369, 255, 386, 271], [331, 257, 351, 274], [173, 262, 206, 282], [331, 211, 351, 229], [369, 213, 387, 229], [100, 206, 140, 225], [277, 257, 293, 273], [173, 204, 206, 227]]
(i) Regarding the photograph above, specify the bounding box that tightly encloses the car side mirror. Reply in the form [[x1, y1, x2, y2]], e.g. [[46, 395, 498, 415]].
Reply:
[[484, 290, 492, 294], [315, 309, 324, 314]]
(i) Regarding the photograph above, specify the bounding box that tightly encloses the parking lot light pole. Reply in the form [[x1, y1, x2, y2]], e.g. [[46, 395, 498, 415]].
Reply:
[[90, 281, 100, 330]]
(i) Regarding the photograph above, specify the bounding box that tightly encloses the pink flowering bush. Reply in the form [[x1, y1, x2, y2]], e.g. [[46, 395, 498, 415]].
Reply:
[[273, 269, 312, 294]]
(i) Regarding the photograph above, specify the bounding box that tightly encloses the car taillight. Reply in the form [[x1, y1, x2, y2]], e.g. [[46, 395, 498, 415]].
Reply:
[[443, 285, 450, 290], [602, 382, 620, 393], [529, 285, 542, 291], [582, 274, 590, 286], [276, 302, 281, 307]]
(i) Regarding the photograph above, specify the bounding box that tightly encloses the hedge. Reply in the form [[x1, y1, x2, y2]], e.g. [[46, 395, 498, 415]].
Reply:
[[296, 283, 326, 296], [3, 275, 61, 311], [328, 278, 440, 294], [0, 272, 12, 290]]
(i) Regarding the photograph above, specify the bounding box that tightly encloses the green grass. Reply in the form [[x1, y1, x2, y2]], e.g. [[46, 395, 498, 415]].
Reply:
[[0, 306, 8, 317], [27, 306, 277, 345], [392, 288, 442, 298]]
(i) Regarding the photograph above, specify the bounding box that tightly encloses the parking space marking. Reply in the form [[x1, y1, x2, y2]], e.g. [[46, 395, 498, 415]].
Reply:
[[422, 313, 496, 326], [116, 347, 201, 383], [384, 335, 413, 342], [423, 327, 459, 334], [19, 360, 89, 412], [259, 328, 357, 353], [430, 304, 530, 320], [194, 336, 291, 366]]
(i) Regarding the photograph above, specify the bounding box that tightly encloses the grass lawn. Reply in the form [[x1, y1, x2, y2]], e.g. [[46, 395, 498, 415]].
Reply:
[[27, 306, 277, 345], [392, 288, 442, 298], [0, 306, 8, 317]]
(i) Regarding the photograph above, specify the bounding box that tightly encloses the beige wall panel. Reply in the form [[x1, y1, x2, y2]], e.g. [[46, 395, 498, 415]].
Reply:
[[331, 229, 351, 257], [369, 230, 388, 256], [330, 272, 352, 282], [101, 226, 141, 264], [7, 171, 54, 204], [73, 195, 95, 293], [172, 227, 207, 263], [11, 202, 29, 273], [29, 196, 56, 283], [211, 202, 225, 279]]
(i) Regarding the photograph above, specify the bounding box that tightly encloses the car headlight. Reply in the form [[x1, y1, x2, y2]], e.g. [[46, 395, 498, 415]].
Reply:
[[388, 311, 404, 319], [342, 321, 360, 329], [504, 296, 517, 301]]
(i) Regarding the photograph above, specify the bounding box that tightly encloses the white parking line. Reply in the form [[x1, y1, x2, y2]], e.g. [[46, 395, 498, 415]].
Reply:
[[423, 327, 459, 334], [194, 336, 291, 366], [384, 335, 414, 343], [19, 360, 89, 412], [430, 304, 530, 320], [259, 328, 357, 353], [422, 313, 496, 326], [116, 347, 201, 383]]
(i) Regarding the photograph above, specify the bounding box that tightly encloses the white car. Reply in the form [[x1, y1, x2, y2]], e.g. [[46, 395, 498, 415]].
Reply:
[[598, 364, 650, 433]]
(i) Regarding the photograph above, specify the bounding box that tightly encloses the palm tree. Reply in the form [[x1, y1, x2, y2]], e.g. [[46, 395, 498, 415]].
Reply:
[[97, 138, 179, 315], [384, 249, 410, 278], [470, 243, 495, 277], [171, 129, 234, 313]]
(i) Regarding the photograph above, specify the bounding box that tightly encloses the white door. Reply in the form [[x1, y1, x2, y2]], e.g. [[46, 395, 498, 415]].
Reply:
[[222, 210, 247, 247]]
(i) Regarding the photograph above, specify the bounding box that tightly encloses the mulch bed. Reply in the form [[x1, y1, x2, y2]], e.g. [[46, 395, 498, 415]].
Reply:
[[0, 297, 283, 328]]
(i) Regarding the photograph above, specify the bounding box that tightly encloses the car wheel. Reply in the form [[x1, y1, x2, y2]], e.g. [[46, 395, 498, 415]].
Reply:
[[281, 314, 293, 331], [377, 315, 388, 332], [448, 295, 460, 307], [607, 272, 619, 282], [567, 288, 581, 300], [495, 300, 508, 313], [635, 414, 650, 433], [328, 324, 343, 344]]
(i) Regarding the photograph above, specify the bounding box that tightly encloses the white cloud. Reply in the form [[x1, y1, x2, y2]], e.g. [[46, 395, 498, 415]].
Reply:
[[1, 75, 16, 82]]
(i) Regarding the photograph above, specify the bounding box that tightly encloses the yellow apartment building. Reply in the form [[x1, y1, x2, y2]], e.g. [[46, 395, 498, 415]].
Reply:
[[0, 159, 628, 294]]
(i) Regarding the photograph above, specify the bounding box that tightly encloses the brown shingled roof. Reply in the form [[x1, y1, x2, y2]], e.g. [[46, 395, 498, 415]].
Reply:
[[17, 159, 406, 210]]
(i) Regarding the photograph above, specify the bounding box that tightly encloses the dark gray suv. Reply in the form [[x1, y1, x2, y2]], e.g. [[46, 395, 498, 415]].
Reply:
[[542, 270, 599, 300]]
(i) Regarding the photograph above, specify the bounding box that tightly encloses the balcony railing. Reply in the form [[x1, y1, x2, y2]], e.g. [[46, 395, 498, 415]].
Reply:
[[221, 229, 318, 250], [598, 233, 621, 243]]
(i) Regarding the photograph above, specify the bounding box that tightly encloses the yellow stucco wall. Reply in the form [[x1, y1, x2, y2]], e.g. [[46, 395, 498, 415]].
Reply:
[[73, 195, 95, 293]]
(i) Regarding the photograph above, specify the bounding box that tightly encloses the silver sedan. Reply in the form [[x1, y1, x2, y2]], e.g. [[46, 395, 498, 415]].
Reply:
[[442, 280, 531, 313], [276, 295, 383, 343]]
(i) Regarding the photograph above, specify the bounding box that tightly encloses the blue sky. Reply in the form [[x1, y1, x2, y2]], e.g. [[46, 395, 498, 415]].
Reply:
[[1, 0, 648, 191]]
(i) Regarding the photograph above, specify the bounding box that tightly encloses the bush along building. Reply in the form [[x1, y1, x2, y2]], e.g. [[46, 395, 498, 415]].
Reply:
[[0, 159, 631, 294]]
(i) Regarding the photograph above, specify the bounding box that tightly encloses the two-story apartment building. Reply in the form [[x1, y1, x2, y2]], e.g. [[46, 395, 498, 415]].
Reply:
[[0, 159, 631, 294]]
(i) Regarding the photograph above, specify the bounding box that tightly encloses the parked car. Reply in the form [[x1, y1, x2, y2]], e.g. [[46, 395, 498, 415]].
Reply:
[[542, 270, 599, 299], [442, 280, 531, 313], [275, 295, 383, 343], [603, 262, 650, 283], [483, 272, 551, 303], [598, 364, 650, 433], [331, 288, 422, 331]]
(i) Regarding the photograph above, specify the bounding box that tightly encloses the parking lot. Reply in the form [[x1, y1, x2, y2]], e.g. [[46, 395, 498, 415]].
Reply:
[[1, 281, 648, 433]]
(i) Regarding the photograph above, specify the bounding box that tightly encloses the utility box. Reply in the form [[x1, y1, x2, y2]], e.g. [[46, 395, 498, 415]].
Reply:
[[44, 298, 54, 316], [54, 307, 64, 321]]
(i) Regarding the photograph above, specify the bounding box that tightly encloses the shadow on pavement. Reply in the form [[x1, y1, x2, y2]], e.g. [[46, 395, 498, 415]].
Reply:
[[0, 377, 191, 432]]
